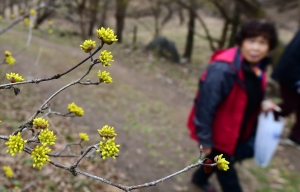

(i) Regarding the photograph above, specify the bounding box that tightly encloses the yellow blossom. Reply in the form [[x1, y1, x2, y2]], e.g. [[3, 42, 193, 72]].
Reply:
[[5, 132, 27, 156], [24, 17, 30, 27], [30, 145, 51, 170], [30, 9, 36, 15], [5, 51, 12, 57], [33, 117, 49, 129], [79, 133, 89, 141], [96, 27, 118, 44], [6, 72, 24, 83], [3, 166, 14, 178], [48, 29, 53, 34], [99, 50, 114, 67], [6, 56, 16, 65], [215, 154, 230, 171], [98, 125, 116, 138], [5, 51, 16, 65], [0, 120, 2, 123], [96, 137, 120, 159], [38, 129, 56, 146], [0, 15, 2, 20], [68, 102, 84, 116], [97, 70, 112, 83], [48, 21, 53, 26], [10, 14, 15, 19], [79, 39, 96, 53]]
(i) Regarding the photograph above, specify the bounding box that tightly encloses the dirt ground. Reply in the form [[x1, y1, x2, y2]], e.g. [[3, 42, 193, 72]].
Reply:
[[1, 13, 300, 192]]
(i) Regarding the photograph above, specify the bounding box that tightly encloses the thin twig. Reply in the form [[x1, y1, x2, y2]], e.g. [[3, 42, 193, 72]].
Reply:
[[54, 142, 82, 156], [0, 43, 104, 90], [35, 47, 44, 66], [2, 133, 219, 191], [70, 144, 98, 170]]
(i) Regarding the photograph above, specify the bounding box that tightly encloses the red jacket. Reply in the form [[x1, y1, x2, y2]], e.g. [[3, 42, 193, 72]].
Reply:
[[187, 47, 267, 155]]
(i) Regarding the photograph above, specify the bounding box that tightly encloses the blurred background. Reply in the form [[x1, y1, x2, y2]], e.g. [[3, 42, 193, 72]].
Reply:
[[0, 0, 300, 191]]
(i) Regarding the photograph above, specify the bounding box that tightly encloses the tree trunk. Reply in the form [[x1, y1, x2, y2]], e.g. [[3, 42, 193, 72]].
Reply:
[[24, 0, 28, 9], [9, 0, 14, 16], [99, 0, 109, 28], [35, 0, 56, 29], [228, 4, 240, 48], [178, 7, 185, 25], [78, 0, 87, 40], [88, 0, 100, 36], [115, 0, 129, 43], [154, 14, 160, 37], [132, 25, 137, 46], [183, 7, 195, 61], [218, 20, 229, 49], [0, 0, 4, 16]]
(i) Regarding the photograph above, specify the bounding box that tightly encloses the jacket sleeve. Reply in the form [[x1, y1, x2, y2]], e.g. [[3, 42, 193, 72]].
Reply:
[[194, 61, 236, 148]]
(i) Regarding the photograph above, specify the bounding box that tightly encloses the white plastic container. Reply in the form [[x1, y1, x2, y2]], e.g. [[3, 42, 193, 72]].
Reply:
[[254, 112, 284, 168]]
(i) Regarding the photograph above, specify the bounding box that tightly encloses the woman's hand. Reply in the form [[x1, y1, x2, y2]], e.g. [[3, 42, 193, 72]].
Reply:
[[202, 148, 212, 156], [261, 99, 281, 113]]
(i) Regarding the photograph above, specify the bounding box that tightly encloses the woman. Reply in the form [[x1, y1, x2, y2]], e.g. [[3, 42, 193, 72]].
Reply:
[[187, 19, 278, 192]]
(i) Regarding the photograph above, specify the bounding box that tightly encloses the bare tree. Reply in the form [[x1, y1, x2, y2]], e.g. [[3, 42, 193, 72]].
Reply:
[[35, 0, 58, 29], [115, 0, 129, 43], [98, 0, 110, 28], [183, 0, 196, 61], [87, 0, 100, 36]]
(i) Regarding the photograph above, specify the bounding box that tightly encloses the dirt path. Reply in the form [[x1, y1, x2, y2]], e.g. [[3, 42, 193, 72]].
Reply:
[[2, 28, 300, 192]]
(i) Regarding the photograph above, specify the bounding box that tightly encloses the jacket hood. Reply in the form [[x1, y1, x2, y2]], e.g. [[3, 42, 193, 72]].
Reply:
[[209, 47, 238, 64]]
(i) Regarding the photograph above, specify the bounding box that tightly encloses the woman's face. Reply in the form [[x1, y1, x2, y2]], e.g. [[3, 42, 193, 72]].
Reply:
[[241, 36, 270, 65]]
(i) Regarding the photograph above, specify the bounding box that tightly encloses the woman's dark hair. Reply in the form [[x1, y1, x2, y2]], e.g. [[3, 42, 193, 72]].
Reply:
[[236, 19, 278, 50]]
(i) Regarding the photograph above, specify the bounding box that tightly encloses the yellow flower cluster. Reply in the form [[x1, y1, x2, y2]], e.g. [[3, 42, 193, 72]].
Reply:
[[33, 117, 49, 129], [48, 21, 53, 26], [0, 15, 2, 20], [6, 73, 24, 83], [30, 145, 51, 170], [96, 27, 118, 44], [215, 154, 230, 171], [97, 70, 112, 83], [68, 102, 84, 116], [5, 51, 16, 65], [5, 51, 12, 57], [99, 50, 114, 67], [79, 133, 89, 141], [30, 9, 36, 16], [3, 166, 14, 178], [10, 14, 15, 19], [38, 129, 56, 146], [98, 125, 116, 138], [5, 132, 27, 156], [97, 137, 120, 159], [24, 18, 30, 27], [80, 39, 96, 53], [48, 29, 53, 34]]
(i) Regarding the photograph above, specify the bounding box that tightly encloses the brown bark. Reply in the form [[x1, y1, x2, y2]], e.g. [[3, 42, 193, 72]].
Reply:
[[228, 3, 240, 48], [99, 0, 109, 28], [115, 0, 129, 43], [88, 0, 100, 36], [218, 20, 229, 49], [78, 0, 87, 40], [183, 3, 195, 61]]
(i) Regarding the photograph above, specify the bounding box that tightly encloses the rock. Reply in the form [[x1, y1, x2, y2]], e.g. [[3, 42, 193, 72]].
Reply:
[[146, 37, 180, 63]]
